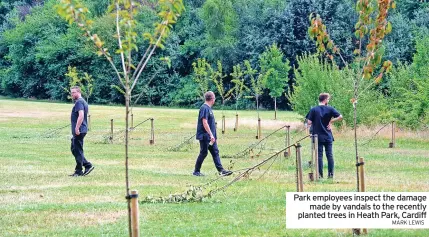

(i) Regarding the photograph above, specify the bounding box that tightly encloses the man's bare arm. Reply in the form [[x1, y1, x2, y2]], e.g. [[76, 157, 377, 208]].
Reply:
[[202, 118, 215, 142], [331, 115, 343, 123], [75, 110, 84, 135]]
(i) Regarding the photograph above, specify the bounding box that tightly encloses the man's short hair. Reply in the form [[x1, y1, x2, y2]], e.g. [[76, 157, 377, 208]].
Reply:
[[204, 91, 215, 101], [71, 86, 81, 93], [319, 93, 330, 102]]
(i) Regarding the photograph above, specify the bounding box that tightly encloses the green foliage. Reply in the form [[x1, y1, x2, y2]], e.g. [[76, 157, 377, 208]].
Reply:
[[383, 13, 414, 64], [192, 58, 210, 100], [244, 60, 265, 98], [389, 36, 429, 129], [200, 0, 238, 69], [227, 64, 249, 110], [290, 54, 391, 126], [171, 75, 200, 106], [141, 185, 208, 204], [259, 44, 290, 98], [268, 0, 357, 67], [244, 60, 270, 115], [64, 66, 94, 102], [2, 0, 70, 98], [210, 60, 229, 106], [0, 0, 429, 114]]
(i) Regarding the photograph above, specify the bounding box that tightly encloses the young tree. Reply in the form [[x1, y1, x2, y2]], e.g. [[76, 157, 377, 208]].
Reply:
[[227, 64, 248, 131], [244, 60, 269, 119], [192, 58, 211, 100], [228, 64, 248, 112], [64, 66, 94, 103], [55, 0, 184, 235], [211, 60, 230, 108], [259, 44, 290, 119], [308, 0, 395, 192]]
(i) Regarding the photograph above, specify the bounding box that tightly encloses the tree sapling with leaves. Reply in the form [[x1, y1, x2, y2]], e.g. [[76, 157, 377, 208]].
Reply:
[[55, 0, 184, 235], [259, 44, 290, 120], [308, 0, 395, 193]]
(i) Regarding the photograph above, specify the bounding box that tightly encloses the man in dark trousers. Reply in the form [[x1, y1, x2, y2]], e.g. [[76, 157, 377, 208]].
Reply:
[[193, 91, 233, 177], [69, 86, 94, 177], [307, 93, 343, 179]]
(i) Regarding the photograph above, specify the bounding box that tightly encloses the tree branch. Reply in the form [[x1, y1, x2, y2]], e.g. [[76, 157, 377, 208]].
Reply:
[[132, 46, 151, 80], [130, 25, 166, 92], [116, 2, 128, 81]]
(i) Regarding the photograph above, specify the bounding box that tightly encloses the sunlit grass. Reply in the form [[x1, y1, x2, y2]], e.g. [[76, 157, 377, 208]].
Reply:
[[0, 99, 428, 236]]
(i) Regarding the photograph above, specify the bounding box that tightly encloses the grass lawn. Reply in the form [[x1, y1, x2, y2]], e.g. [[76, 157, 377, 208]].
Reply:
[[0, 98, 428, 236]]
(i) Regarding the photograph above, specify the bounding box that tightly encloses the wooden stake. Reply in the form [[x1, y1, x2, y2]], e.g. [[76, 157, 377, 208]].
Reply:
[[353, 229, 361, 236], [87, 114, 90, 131], [389, 121, 395, 148], [258, 118, 262, 140], [274, 99, 277, 120], [222, 115, 225, 134], [284, 126, 291, 157], [359, 157, 365, 193], [360, 158, 368, 232], [308, 172, 314, 181], [131, 114, 134, 129], [130, 190, 139, 237], [353, 157, 368, 235], [314, 135, 319, 180], [150, 118, 154, 145], [296, 143, 304, 192], [234, 114, 238, 132], [295, 144, 299, 191], [110, 119, 114, 143], [309, 135, 314, 181]]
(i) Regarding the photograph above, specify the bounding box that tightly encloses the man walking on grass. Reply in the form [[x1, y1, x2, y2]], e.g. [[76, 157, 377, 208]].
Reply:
[[193, 91, 233, 177], [307, 93, 343, 179], [69, 86, 94, 177]]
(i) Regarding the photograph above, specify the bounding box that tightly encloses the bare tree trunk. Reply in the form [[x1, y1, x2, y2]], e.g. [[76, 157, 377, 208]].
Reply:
[[274, 97, 277, 120], [125, 87, 132, 236], [256, 95, 260, 119], [353, 91, 359, 192]]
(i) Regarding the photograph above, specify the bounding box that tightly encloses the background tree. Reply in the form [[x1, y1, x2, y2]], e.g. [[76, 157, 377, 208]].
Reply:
[[259, 44, 290, 119], [200, 0, 238, 71], [289, 53, 391, 127], [389, 36, 429, 128], [55, 0, 184, 235], [1, 0, 429, 115]]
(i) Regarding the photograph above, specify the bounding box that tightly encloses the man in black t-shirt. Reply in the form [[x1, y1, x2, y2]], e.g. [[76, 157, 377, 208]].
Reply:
[[69, 86, 94, 177], [193, 91, 232, 177], [307, 93, 343, 179]]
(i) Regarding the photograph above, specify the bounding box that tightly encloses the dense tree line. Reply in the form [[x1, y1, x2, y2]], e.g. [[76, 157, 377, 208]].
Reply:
[[0, 0, 428, 127]]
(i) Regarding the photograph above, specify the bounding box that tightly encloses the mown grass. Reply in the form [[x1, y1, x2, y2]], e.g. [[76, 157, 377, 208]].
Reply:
[[0, 99, 428, 236]]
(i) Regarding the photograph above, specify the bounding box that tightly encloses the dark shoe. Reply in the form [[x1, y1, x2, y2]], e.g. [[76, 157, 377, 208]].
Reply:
[[328, 173, 334, 179], [69, 172, 83, 177], [219, 170, 233, 176], [193, 171, 205, 176], [83, 166, 95, 176]]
